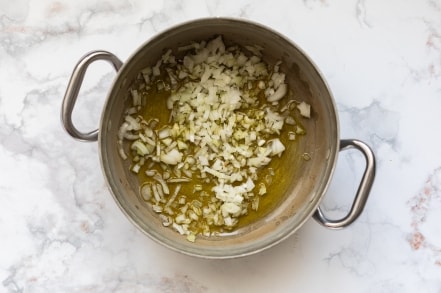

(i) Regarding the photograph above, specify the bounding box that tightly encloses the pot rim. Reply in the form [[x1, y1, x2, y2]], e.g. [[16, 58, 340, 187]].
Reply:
[[98, 17, 341, 259]]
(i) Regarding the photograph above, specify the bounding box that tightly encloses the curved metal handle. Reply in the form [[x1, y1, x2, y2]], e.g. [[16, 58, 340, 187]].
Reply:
[[61, 50, 123, 141], [313, 139, 376, 229]]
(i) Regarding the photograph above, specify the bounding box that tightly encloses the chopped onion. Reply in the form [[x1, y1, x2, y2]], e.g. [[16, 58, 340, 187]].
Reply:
[[145, 170, 157, 177], [131, 90, 141, 106], [151, 184, 162, 203], [158, 127, 171, 139], [267, 83, 287, 102], [221, 202, 241, 217], [117, 141, 127, 160], [247, 156, 271, 168], [140, 184, 152, 201], [288, 131, 296, 141], [172, 223, 186, 235], [167, 177, 191, 183], [258, 183, 267, 195], [166, 184, 181, 207], [285, 116, 296, 125], [131, 140, 149, 156], [160, 149, 183, 165], [117, 35, 312, 241], [267, 138, 286, 157], [153, 174, 170, 195], [297, 101, 311, 118], [132, 164, 141, 173]]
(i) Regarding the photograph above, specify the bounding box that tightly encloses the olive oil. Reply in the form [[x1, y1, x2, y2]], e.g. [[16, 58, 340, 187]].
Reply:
[[130, 77, 303, 235], [119, 37, 309, 240]]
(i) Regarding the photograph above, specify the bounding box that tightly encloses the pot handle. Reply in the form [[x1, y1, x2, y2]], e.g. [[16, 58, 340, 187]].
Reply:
[[313, 139, 376, 229], [61, 51, 123, 141]]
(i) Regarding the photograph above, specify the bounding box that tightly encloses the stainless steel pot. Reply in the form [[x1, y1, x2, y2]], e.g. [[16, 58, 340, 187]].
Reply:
[[61, 18, 375, 259]]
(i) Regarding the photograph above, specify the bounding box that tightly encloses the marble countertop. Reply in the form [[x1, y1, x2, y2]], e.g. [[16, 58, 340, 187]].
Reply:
[[1, 0, 441, 292]]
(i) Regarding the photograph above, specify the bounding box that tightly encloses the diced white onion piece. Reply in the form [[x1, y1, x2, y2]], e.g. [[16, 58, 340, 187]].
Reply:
[[118, 141, 128, 160], [187, 234, 196, 242], [167, 177, 191, 183], [244, 177, 255, 191], [203, 166, 229, 180], [166, 184, 181, 207], [178, 196, 186, 205], [267, 83, 287, 102], [142, 73, 150, 84], [151, 184, 162, 203], [212, 183, 244, 204], [183, 56, 194, 71], [125, 115, 140, 131], [145, 169, 157, 177], [297, 101, 311, 118], [158, 127, 171, 139], [296, 126, 305, 134], [152, 59, 162, 76], [141, 184, 152, 201], [271, 72, 285, 89], [247, 156, 271, 167], [162, 138, 173, 147], [132, 164, 141, 173], [131, 90, 141, 106], [149, 118, 159, 129], [221, 202, 241, 217], [198, 155, 209, 166], [267, 138, 286, 156], [131, 140, 149, 156], [224, 216, 238, 227], [160, 214, 171, 226], [177, 141, 188, 150], [152, 205, 163, 213], [155, 183, 165, 201], [251, 197, 260, 211], [160, 149, 183, 165], [182, 169, 193, 178], [258, 183, 267, 195], [153, 174, 170, 195], [175, 213, 187, 224], [172, 223, 186, 235], [285, 116, 296, 125]]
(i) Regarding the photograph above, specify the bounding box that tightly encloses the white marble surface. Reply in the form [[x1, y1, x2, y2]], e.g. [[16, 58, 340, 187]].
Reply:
[[1, 0, 441, 292]]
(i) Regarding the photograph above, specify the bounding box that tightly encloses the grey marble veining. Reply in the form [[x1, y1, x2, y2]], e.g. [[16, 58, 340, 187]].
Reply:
[[1, 0, 441, 292]]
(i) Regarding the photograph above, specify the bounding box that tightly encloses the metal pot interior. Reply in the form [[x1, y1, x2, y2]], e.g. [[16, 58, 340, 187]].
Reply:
[[99, 18, 339, 258]]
